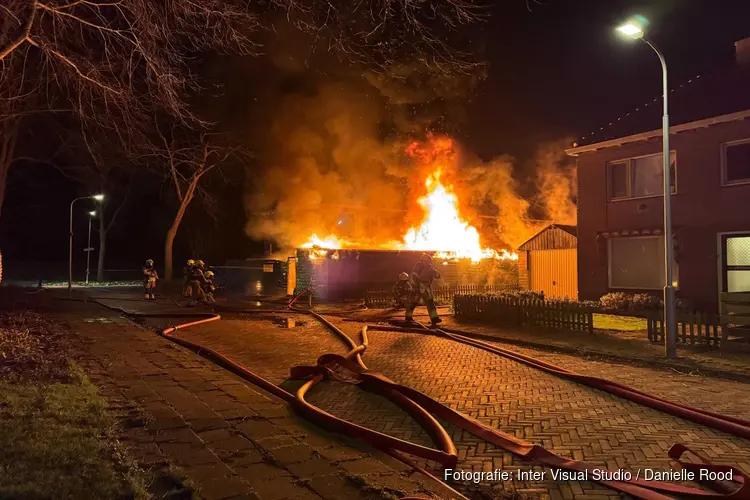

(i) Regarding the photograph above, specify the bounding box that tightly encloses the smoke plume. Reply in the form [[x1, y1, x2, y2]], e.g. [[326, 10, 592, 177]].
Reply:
[[244, 60, 576, 253]]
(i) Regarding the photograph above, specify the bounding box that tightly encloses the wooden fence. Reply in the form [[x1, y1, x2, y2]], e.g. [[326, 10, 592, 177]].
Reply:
[[453, 295, 593, 333], [647, 311, 723, 347], [364, 283, 520, 309]]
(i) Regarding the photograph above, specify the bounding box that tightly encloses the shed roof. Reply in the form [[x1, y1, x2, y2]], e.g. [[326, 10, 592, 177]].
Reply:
[[566, 63, 750, 155], [518, 224, 578, 252]]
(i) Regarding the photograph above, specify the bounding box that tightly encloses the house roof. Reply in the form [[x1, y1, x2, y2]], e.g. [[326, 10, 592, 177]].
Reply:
[[566, 63, 750, 155]]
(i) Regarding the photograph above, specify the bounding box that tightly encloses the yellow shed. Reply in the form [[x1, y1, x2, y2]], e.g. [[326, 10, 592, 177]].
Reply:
[[517, 224, 578, 300]]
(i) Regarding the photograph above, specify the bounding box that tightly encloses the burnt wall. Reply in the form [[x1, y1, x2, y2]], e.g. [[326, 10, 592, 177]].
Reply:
[[295, 249, 518, 301]]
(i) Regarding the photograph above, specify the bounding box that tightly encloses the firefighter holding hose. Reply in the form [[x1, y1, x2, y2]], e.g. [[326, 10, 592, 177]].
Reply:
[[408, 253, 442, 325], [393, 272, 418, 320]]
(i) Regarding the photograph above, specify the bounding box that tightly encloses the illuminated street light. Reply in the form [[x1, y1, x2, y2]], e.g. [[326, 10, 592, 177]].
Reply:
[[616, 23, 644, 38], [616, 17, 677, 359], [85, 211, 97, 285], [69, 194, 106, 292]]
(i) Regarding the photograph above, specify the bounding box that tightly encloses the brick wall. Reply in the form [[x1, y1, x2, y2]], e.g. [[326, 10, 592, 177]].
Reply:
[[576, 119, 750, 311]]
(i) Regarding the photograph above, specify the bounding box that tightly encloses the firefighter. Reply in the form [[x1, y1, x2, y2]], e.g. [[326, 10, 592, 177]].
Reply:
[[203, 270, 217, 303], [142, 259, 158, 300], [392, 272, 418, 321], [186, 263, 207, 307], [183, 259, 195, 298], [409, 253, 442, 325]]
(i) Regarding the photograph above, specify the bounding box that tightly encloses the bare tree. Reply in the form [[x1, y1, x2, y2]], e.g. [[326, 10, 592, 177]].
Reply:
[[0, 0, 261, 218], [153, 125, 243, 281]]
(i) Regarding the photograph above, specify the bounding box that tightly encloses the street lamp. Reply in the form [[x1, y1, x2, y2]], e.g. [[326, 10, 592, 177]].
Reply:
[[85, 211, 97, 285], [69, 194, 104, 293], [616, 17, 677, 359]]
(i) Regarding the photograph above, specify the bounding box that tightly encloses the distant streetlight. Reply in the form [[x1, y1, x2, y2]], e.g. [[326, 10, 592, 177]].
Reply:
[[69, 194, 104, 292], [85, 211, 97, 285], [616, 17, 677, 359]]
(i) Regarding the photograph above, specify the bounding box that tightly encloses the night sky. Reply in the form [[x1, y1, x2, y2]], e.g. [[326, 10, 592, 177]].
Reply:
[[3, 0, 749, 280]]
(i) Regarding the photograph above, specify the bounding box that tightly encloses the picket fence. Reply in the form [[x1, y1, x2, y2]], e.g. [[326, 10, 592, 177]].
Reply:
[[364, 283, 520, 309], [453, 294, 593, 333], [647, 311, 723, 347]]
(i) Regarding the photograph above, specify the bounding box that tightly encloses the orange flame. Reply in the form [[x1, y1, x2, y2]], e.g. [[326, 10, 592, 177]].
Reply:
[[300, 137, 519, 262]]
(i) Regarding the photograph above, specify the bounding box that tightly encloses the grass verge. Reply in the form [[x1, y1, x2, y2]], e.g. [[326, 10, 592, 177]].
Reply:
[[593, 313, 648, 332], [0, 309, 149, 499]]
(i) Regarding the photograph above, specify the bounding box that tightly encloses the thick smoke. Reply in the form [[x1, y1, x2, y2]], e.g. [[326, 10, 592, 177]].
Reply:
[[244, 62, 576, 253]]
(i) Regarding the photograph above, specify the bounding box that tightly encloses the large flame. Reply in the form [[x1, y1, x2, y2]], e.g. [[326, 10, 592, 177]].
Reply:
[[300, 137, 519, 262], [402, 169, 517, 263]]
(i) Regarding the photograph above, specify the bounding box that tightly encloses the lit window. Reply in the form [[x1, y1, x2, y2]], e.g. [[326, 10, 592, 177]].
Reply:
[[722, 140, 750, 185], [725, 235, 750, 292], [608, 235, 679, 289], [607, 152, 676, 201]]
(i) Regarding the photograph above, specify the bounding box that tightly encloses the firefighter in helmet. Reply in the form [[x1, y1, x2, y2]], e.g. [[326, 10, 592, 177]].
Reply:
[[203, 270, 217, 303], [409, 253, 442, 325], [186, 261, 207, 306], [142, 259, 158, 300], [392, 272, 418, 321], [183, 259, 195, 298]]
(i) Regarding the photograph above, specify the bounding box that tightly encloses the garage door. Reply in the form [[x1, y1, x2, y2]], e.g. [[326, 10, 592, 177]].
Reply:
[[529, 249, 578, 300]]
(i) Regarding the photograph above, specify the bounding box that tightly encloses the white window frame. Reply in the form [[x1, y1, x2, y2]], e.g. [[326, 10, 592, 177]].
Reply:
[[607, 235, 679, 290], [606, 151, 677, 202], [721, 138, 750, 187]]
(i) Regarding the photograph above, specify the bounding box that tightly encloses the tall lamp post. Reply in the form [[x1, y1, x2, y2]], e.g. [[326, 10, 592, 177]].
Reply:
[[616, 19, 677, 359], [85, 211, 97, 285], [69, 194, 104, 293]]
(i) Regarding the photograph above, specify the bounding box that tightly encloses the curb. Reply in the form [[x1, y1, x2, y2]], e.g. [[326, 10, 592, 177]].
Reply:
[[440, 328, 750, 385]]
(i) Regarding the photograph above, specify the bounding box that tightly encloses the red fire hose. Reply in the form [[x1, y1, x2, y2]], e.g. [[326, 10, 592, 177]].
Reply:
[[87, 289, 750, 499]]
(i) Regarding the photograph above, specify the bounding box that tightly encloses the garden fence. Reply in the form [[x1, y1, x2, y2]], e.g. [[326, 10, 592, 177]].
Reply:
[[364, 283, 520, 308], [647, 311, 722, 347], [453, 294, 593, 333]]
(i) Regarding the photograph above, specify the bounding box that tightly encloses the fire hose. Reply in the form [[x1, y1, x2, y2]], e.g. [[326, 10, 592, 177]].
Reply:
[[87, 288, 750, 499]]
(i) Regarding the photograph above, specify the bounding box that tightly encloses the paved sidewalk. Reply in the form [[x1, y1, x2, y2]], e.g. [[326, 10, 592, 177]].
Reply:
[[55, 299, 456, 500]]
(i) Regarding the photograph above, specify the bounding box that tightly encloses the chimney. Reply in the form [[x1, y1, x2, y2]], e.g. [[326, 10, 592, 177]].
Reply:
[[735, 38, 750, 67]]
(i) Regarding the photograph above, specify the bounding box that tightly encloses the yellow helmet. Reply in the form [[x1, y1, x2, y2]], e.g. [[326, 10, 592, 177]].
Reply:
[[398, 272, 409, 281], [187, 259, 195, 266], [205, 271, 214, 279], [196, 260, 205, 268]]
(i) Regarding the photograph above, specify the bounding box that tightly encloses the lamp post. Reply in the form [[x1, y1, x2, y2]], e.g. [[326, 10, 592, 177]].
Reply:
[[69, 194, 104, 293], [616, 19, 677, 358], [85, 211, 97, 285]]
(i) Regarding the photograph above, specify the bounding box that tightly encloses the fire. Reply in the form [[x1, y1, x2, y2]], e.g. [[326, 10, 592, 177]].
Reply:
[[300, 137, 519, 262], [300, 234, 347, 260], [402, 169, 517, 263]]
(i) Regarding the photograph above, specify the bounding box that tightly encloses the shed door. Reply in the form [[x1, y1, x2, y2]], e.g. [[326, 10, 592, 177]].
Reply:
[[529, 249, 578, 300]]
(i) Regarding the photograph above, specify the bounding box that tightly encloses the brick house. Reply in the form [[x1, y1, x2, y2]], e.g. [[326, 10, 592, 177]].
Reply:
[[566, 38, 750, 312]]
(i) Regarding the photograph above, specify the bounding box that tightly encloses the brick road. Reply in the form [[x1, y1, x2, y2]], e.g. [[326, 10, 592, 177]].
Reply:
[[56, 297, 455, 500], [171, 312, 750, 500]]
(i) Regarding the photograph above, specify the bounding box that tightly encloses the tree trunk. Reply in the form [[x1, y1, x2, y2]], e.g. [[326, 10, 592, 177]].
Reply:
[[164, 185, 196, 281], [0, 120, 20, 220], [97, 214, 106, 282]]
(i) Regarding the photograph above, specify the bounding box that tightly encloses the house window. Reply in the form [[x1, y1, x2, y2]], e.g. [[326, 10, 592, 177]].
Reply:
[[608, 235, 679, 289], [722, 139, 750, 185], [724, 235, 750, 292], [607, 152, 676, 201]]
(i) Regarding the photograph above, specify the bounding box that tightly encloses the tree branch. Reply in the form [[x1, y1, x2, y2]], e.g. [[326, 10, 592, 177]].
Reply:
[[0, 0, 37, 62]]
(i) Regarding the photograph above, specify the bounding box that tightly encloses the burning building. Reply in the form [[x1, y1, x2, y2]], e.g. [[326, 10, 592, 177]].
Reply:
[[291, 137, 520, 299]]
